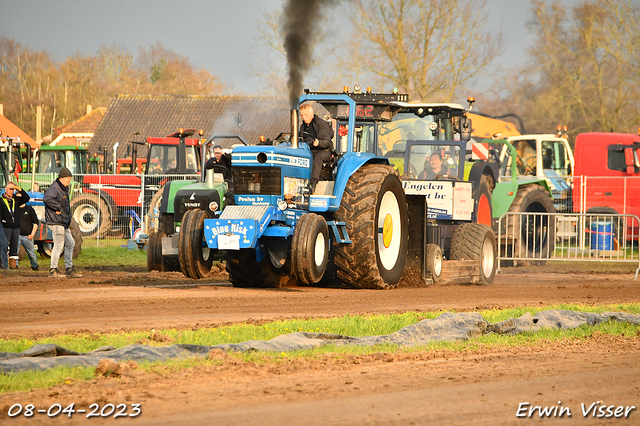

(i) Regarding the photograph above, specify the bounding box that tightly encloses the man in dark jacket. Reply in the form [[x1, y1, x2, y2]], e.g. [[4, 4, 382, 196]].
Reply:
[[18, 202, 40, 271], [204, 145, 232, 180], [1, 181, 30, 269], [299, 103, 334, 193], [43, 168, 81, 278]]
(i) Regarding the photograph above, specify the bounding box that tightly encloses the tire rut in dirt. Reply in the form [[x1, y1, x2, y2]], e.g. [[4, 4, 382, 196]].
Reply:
[[333, 164, 408, 289], [450, 223, 497, 285], [179, 209, 213, 279]]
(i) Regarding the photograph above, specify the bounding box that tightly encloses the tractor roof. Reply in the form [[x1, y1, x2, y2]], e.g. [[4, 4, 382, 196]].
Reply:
[[39, 144, 88, 151]]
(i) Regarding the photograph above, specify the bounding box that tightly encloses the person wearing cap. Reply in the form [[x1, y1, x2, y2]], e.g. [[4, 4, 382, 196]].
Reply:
[[43, 167, 81, 278], [1, 181, 30, 269]]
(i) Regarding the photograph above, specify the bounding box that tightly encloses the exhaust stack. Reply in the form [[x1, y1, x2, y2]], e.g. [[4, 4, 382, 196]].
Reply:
[[290, 109, 299, 149]]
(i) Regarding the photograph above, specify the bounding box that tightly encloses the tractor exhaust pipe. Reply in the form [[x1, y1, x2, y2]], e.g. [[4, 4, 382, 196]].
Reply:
[[290, 109, 298, 149]]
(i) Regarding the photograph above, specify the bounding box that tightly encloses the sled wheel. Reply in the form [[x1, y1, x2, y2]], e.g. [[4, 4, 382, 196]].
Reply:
[[425, 244, 443, 283]]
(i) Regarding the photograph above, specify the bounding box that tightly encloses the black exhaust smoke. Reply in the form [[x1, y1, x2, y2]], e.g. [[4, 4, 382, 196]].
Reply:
[[282, 0, 338, 108]]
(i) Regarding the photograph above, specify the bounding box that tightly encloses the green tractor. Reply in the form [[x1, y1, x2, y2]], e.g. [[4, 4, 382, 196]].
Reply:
[[464, 138, 556, 263], [146, 133, 247, 276]]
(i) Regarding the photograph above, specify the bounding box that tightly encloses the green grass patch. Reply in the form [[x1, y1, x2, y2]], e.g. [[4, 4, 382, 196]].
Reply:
[[71, 244, 146, 269], [1, 303, 639, 394]]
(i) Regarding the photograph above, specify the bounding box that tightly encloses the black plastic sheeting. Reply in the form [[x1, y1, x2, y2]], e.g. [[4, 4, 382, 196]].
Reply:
[[2, 310, 639, 374]]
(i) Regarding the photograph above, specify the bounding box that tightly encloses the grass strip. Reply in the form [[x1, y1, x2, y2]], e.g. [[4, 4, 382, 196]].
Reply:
[[1, 303, 639, 393]]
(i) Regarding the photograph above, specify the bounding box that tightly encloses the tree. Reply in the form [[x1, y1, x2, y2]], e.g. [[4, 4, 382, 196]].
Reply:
[[137, 43, 224, 95], [489, 0, 640, 138], [346, 0, 502, 101], [0, 38, 225, 140]]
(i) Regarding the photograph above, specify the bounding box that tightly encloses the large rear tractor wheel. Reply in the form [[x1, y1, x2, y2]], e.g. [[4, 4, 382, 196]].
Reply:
[[450, 223, 497, 285], [179, 209, 213, 279], [70, 193, 112, 238], [291, 213, 329, 285], [69, 219, 83, 259], [505, 185, 556, 260], [333, 164, 408, 289]]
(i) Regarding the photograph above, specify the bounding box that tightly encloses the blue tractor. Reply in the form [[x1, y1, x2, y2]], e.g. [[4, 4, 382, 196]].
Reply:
[[185, 88, 496, 288]]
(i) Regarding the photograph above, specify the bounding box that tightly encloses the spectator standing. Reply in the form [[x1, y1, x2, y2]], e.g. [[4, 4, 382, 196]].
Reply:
[[43, 168, 82, 278], [0, 181, 30, 269], [18, 203, 40, 271]]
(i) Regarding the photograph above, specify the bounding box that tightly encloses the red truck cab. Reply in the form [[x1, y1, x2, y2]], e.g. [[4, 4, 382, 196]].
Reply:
[[573, 132, 640, 240]]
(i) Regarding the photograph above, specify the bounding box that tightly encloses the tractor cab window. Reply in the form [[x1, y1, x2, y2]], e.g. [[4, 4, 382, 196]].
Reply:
[[541, 140, 569, 176], [404, 144, 461, 180], [502, 140, 537, 176], [148, 145, 177, 174], [186, 146, 200, 172], [353, 123, 376, 154], [379, 113, 436, 158], [38, 151, 66, 174], [69, 151, 87, 175]]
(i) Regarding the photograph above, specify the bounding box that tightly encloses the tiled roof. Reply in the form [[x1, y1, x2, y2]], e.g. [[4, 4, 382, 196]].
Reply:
[[89, 94, 290, 158], [0, 114, 37, 148], [53, 107, 106, 138]]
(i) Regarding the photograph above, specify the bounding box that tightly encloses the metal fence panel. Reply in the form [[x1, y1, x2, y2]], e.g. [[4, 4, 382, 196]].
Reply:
[[498, 211, 640, 279], [16, 173, 199, 248]]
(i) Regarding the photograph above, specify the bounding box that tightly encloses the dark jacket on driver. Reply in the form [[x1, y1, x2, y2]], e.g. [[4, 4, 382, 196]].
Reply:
[[43, 179, 72, 229]]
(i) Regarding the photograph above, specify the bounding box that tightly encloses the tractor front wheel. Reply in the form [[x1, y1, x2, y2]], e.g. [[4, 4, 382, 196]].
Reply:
[[179, 209, 213, 279]]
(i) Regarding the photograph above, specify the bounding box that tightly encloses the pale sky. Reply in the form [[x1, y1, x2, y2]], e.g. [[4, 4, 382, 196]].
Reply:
[[0, 0, 578, 96]]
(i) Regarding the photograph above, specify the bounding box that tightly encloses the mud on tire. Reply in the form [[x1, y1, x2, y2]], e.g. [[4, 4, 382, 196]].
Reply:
[[333, 164, 408, 289]]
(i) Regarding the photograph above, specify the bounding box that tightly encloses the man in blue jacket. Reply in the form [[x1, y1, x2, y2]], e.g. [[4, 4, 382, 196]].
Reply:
[[43, 168, 82, 278]]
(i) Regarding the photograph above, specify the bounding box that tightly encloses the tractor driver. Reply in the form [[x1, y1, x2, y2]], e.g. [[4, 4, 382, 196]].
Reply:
[[205, 145, 232, 180], [418, 152, 449, 179], [299, 103, 334, 193]]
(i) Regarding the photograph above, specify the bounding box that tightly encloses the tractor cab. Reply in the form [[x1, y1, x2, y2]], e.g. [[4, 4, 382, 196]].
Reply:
[[378, 102, 471, 175], [145, 129, 202, 175]]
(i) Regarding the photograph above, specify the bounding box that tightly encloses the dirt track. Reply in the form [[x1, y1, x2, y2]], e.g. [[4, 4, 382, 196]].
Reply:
[[1, 263, 639, 424]]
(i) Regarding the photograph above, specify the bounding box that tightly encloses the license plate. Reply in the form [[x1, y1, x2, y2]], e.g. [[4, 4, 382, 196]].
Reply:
[[218, 234, 240, 250]]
